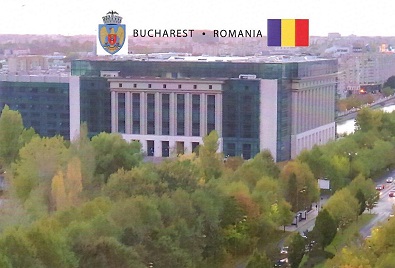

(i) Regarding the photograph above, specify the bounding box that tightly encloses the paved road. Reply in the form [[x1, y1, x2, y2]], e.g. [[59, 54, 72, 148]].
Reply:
[[235, 170, 395, 268], [360, 172, 395, 238]]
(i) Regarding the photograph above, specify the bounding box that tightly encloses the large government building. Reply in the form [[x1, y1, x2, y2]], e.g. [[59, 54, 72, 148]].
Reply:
[[69, 55, 338, 162], [0, 55, 337, 162]]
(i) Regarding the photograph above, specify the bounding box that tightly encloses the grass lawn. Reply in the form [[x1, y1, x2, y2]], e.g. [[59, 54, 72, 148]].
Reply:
[[222, 230, 291, 268], [325, 214, 374, 255], [302, 213, 374, 267]]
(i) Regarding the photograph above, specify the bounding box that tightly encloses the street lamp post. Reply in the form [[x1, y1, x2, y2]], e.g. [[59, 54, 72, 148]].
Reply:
[[347, 152, 358, 177]]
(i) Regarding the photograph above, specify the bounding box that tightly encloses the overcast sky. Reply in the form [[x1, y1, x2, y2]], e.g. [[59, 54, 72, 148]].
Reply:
[[3, 0, 395, 36]]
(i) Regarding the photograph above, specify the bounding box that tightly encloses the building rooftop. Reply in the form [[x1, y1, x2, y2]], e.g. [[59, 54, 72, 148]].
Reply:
[[79, 53, 332, 64]]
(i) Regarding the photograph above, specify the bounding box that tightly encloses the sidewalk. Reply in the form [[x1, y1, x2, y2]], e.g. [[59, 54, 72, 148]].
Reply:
[[282, 196, 329, 233], [283, 208, 318, 232]]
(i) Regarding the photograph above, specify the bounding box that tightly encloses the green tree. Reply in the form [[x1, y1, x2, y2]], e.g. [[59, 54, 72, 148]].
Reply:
[[69, 123, 96, 189], [198, 130, 223, 181], [91, 132, 142, 182], [157, 158, 199, 192], [75, 237, 145, 268], [12, 136, 69, 202], [355, 189, 366, 216], [376, 253, 395, 268], [311, 209, 337, 250], [348, 174, 377, 200], [224, 156, 244, 171], [288, 232, 305, 268], [0, 105, 26, 165], [383, 75, 395, 89], [324, 188, 359, 229], [233, 150, 280, 189], [273, 200, 294, 232], [366, 191, 380, 213], [246, 250, 272, 268], [297, 145, 326, 179], [0, 227, 43, 267], [326, 246, 372, 267], [26, 223, 78, 268], [382, 86, 395, 97], [355, 107, 383, 132], [103, 165, 162, 200], [280, 160, 319, 212]]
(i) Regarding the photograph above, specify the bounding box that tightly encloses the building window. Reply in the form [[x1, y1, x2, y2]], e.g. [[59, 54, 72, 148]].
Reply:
[[209, 85, 213, 89], [207, 95, 215, 134], [147, 140, 154, 156], [178, 84, 182, 89], [177, 94, 185, 135], [227, 143, 236, 157], [193, 85, 197, 89], [133, 83, 137, 88], [192, 142, 200, 154], [162, 94, 170, 135], [117, 93, 126, 133], [162, 141, 169, 157], [192, 94, 200, 136], [119, 83, 123, 88], [147, 93, 155, 134], [132, 93, 140, 134], [176, 141, 184, 155], [242, 144, 251, 159], [163, 84, 166, 89], [148, 84, 152, 88]]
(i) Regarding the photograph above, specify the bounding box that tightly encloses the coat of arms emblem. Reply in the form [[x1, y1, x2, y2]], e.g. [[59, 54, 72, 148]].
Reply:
[[98, 11, 126, 55]]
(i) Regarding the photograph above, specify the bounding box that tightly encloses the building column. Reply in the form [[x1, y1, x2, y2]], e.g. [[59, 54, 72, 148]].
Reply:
[[313, 88, 317, 128], [169, 93, 176, 136], [154, 139, 162, 157], [111, 91, 117, 133], [125, 92, 131, 134], [301, 90, 306, 133], [140, 92, 146, 135], [215, 93, 222, 136], [292, 91, 298, 135], [155, 92, 161, 135], [186, 141, 192, 154], [169, 140, 176, 157], [200, 93, 207, 136], [308, 89, 312, 130], [185, 93, 192, 136]]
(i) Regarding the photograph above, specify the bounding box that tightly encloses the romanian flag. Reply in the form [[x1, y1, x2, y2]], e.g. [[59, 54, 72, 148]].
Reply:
[[267, 19, 309, 47]]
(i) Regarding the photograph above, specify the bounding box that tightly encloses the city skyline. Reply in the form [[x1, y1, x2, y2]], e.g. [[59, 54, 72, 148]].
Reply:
[[3, 0, 395, 37]]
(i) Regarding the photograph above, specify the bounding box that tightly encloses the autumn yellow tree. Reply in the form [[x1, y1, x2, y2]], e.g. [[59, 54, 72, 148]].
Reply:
[[65, 157, 83, 206], [51, 171, 68, 211]]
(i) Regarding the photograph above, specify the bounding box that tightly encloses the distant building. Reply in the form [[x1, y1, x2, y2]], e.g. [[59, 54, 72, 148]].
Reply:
[[328, 33, 341, 40], [337, 52, 395, 96], [0, 74, 70, 139], [8, 55, 49, 73]]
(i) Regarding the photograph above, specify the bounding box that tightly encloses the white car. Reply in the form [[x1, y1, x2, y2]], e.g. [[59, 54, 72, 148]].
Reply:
[[280, 246, 288, 254], [387, 177, 394, 183]]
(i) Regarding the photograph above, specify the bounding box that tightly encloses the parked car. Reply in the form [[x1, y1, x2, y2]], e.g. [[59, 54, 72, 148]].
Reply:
[[389, 190, 395, 197], [387, 177, 394, 183]]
